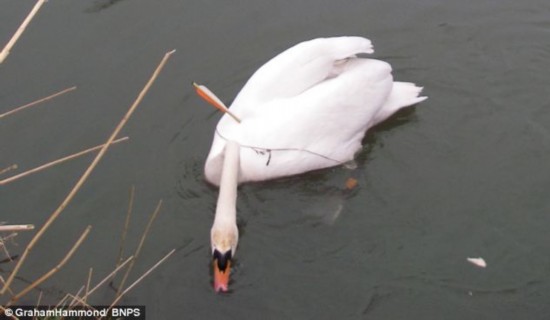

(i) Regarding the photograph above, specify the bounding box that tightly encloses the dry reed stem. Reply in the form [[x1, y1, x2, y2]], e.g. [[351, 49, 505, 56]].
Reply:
[[80, 256, 133, 302], [0, 136, 129, 186], [0, 232, 18, 265], [0, 225, 34, 232], [116, 186, 135, 268], [0, 49, 175, 295], [54, 293, 70, 309], [35, 290, 43, 318], [0, 276, 15, 296], [0, 0, 47, 64], [66, 293, 94, 310], [0, 233, 18, 242], [0, 86, 76, 119], [84, 267, 93, 304], [0, 245, 13, 266], [105, 249, 175, 317], [8, 225, 92, 305], [0, 244, 10, 263], [0, 232, 18, 247], [0, 165, 18, 176], [116, 200, 162, 297], [0, 305, 17, 320], [68, 285, 85, 307], [55, 288, 77, 309]]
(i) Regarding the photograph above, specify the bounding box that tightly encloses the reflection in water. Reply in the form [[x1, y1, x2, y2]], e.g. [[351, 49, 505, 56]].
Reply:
[[302, 195, 344, 226]]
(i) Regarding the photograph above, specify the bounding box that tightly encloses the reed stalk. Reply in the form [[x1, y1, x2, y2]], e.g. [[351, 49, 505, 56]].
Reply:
[[0, 50, 175, 295], [35, 290, 43, 313], [0, 137, 129, 186], [0, 225, 34, 232], [0, 305, 17, 320], [67, 285, 85, 307], [8, 225, 92, 305], [80, 256, 133, 302], [0, 0, 47, 64], [84, 267, 93, 304], [0, 165, 18, 176], [115, 186, 135, 268], [0, 86, 76, 119], [115, 200, 162, 297], [104, 249, 175, 318]]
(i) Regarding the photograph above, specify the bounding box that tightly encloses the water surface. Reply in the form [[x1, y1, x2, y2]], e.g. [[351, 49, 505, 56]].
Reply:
[[1, 0, 550, 319]]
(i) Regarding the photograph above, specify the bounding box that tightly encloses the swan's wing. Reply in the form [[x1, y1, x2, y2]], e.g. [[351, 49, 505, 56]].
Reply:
[[238, 58, 392, 155], [205, 58, 394, 185], [231, 37, 374, 109]]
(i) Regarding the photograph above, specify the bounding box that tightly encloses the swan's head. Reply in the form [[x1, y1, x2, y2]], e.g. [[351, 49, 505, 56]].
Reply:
[[210, 223, 238, 292]]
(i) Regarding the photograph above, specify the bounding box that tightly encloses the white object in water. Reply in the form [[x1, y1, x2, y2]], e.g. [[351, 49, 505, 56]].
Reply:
[[467, 257, 487, 268]]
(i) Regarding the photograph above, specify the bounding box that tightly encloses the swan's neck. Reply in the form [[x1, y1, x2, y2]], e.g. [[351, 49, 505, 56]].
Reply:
[[214, 140, 240, 225]]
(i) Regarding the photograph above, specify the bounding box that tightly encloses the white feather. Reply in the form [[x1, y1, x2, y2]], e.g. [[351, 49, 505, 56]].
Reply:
[[467, 257, 487, 268]]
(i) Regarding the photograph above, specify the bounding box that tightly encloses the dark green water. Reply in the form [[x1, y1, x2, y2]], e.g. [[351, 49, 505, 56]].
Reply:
[[1, 0, 550, 319]]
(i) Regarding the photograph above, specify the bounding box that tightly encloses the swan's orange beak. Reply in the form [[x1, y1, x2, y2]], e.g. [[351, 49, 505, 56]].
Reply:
[[213, 259, 231, 293]]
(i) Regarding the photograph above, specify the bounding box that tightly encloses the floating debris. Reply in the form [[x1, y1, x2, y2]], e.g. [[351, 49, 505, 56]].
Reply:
[[345, 177, 358, 190], [467, 257, 487, 268]]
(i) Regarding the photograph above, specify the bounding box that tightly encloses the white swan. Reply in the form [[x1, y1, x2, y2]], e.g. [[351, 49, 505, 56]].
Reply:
[[199, 36, 427, 292]]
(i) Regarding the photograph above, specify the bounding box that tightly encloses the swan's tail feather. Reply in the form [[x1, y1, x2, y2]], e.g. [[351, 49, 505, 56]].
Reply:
[[389, 81, 428, 106], [372, 81, 427, 125]]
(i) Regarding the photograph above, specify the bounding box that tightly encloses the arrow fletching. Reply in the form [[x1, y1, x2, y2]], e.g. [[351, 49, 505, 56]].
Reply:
[[193, 82, 241, 123]]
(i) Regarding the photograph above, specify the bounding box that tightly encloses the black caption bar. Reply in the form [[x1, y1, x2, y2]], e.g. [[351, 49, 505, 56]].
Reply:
[[1, 305, 145, 320]]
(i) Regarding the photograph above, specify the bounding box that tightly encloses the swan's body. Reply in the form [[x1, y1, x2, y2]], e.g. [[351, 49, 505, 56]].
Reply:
[[202, 37, 427, 292]]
